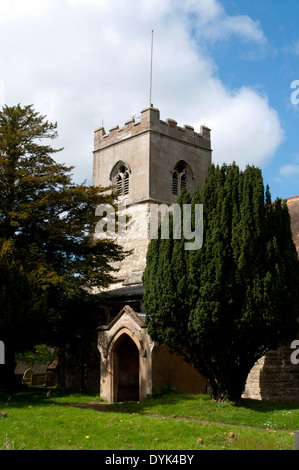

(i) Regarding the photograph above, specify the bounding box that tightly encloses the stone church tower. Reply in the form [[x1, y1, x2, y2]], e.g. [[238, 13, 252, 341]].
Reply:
[[92, 106, 212, 403], [93, 105, 211, 290]]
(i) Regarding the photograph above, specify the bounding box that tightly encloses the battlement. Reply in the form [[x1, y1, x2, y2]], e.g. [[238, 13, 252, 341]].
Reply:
[[94, 106, 211, 151]]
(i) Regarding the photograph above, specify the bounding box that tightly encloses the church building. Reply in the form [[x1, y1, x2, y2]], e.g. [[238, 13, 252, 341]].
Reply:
[[58, 105, 299, 404], [93, 106, 211, 402]]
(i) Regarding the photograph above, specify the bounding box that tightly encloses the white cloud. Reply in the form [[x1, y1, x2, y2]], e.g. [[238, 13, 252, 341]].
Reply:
[[180, 0, 266, 44], [284, 39, 299, 56], [279, 164, 299, 178], [0, 0, 51, 18], [0, 81, 5, 106], [0, 0, 283, 183], [198, 87, 284, 168]]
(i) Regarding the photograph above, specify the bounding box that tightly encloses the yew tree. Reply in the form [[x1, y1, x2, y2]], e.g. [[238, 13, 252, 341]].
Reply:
[[0, 104, 125, 386], [143, 163, 299, 402]]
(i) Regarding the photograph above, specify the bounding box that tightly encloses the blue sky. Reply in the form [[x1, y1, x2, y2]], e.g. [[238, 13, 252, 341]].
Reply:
[[0, 0, 298, 200], [209, 0, 299, 200]]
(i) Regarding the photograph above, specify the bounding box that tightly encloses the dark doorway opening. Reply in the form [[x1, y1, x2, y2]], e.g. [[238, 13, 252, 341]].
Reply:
[[115, 334, 139, 402]]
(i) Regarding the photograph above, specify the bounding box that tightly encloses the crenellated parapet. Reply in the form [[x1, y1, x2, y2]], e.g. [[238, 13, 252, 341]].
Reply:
[[94, 106, 211, 151], [93, 104, 212, 290]]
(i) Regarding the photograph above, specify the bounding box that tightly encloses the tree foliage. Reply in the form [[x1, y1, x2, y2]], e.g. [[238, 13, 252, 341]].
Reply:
[[143, 163, 299, 402], [0, 104, 126, 386]]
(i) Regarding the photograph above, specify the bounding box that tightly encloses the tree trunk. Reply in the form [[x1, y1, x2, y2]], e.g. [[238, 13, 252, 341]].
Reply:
[[209, 367, 247, 403]]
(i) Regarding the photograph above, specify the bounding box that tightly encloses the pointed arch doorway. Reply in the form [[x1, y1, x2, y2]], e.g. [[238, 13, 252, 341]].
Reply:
[[97, 306, 153, 403], [98, 305, 208, 403], [113, 333, 139, 402]]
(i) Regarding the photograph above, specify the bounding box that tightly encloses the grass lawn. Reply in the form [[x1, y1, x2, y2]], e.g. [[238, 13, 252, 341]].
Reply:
[[0, 388, 298, 450]]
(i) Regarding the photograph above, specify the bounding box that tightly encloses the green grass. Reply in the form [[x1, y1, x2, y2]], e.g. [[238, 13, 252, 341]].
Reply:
[[0, 388, 298, 450]]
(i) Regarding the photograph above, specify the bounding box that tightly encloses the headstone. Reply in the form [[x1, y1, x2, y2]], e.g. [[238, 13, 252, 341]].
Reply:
[[22, 369, 33, 386], [294, 431, 299, 450], [0, 341, 4, 365], [46, 389, 55, 398]]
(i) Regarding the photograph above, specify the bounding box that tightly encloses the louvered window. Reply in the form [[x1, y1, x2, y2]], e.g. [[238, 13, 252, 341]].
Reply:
[[172, 171, 178, 195], [116, 174, 123, 192], [181, 172, 187, 190], [123, 171, 129, 195], [172, 163, 188, 195], [115, 165, 130, 196]]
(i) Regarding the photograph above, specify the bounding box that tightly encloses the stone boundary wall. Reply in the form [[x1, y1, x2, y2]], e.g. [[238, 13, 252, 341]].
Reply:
[[243, 342, 299, 403], [286, 195, 299, 253]]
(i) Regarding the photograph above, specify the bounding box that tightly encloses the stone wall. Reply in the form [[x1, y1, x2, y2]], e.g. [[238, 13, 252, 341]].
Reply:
[[105, 202, 151, 289], [287, 195, 299, 253], [151, 346, 207, 395], [243, 342, 299, 403]]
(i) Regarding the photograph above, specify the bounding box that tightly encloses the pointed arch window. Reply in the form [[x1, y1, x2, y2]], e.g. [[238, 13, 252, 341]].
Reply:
[[111, 162, 130, 196], [172, 162, 188, 195]]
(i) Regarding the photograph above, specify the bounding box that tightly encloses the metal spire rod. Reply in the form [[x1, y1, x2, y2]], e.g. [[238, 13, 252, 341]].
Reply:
[[150, 30, 154, 107]]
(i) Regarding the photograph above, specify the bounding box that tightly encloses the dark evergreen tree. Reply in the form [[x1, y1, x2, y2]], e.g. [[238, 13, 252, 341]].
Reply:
[[144, 163, 299, 402], [0, 104, 126, 387], [143, 190, 195, 359], [0, 239, 48, 386]]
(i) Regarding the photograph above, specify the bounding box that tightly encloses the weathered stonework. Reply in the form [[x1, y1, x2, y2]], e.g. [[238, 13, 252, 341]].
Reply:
[[97, 305, 206, 402], [93, 107, 211, 206], [93, 106, 212, 288], [243, 340, 299, 403], [287, 196, 299, 253]]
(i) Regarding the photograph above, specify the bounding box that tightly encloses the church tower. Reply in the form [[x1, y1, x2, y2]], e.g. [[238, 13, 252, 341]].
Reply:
[[93, 106, 212, 289], [94, 106, 211, 402]]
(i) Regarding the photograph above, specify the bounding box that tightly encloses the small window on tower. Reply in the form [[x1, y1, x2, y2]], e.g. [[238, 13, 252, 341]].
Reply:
[[181, 172, 187, 190], [114, 164, 130, 196], [123, 171, 129, 195], [172, 162, 188, 195], [172, 171, 178, 195]]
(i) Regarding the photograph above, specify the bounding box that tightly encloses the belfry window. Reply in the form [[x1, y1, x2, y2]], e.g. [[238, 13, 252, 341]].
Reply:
[[172, 171, 178, 195], [172, 162, 188, 195], [114, 164, 130, 195]]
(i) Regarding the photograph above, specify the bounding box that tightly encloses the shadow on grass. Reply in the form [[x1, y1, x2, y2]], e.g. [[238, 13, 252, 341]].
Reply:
[[1, 387, 299, 418], [0, 387, 206, 414], [0, 387, 103, 410], [236, 397, 299, 413], [101, 393, 299, 427]]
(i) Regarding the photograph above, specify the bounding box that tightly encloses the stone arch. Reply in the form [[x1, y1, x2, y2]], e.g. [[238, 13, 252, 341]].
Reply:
[[110, 161, 131, 196], [172, 160, 194, 195], [110, 328, 141, 402], [97, 306, 153, 403]]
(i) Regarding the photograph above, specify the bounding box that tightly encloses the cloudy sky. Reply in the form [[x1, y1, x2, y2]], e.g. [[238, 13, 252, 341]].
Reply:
[[0, 0, 299, 199]]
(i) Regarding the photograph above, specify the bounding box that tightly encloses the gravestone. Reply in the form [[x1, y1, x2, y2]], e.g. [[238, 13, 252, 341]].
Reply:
[[0, 341, 4, 365], [22, 369, 33, 386]]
